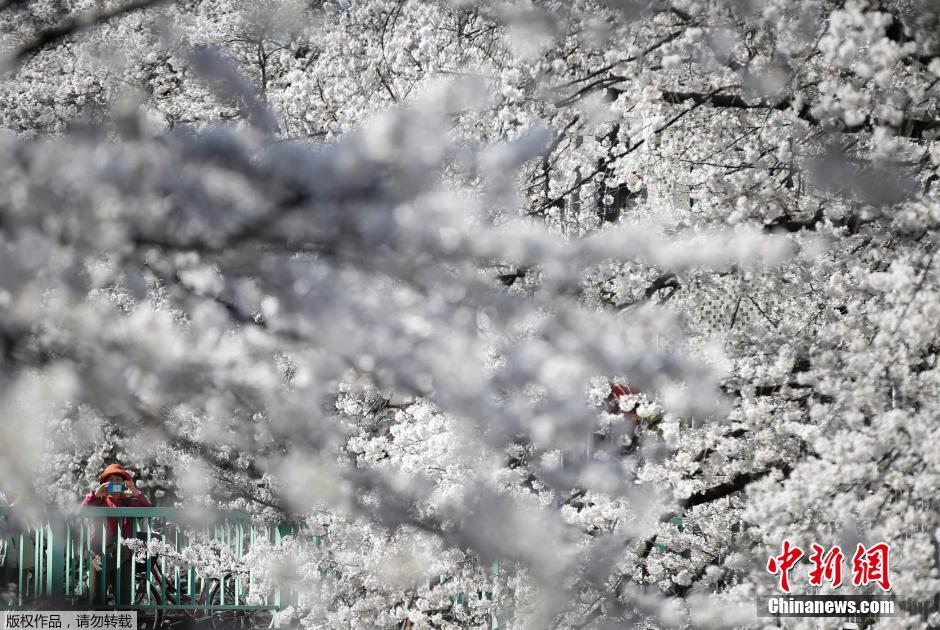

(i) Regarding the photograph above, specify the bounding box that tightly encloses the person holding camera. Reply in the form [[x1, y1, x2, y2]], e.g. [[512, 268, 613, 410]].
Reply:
[[81, 464, 152, 606]]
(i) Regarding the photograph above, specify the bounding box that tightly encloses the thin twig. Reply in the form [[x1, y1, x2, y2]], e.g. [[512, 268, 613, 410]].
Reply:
[[747, 295, 779, 328], [728, 294, 743, 330]]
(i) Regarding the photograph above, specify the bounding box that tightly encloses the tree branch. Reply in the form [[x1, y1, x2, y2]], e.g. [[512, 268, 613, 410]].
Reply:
[[678, 462, 792, 511], [6, 0, 174, 69], [648, 89, 940, 139]]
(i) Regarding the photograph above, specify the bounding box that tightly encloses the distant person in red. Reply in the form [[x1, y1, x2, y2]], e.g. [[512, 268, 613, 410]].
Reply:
[[608, 384, 640, 422], [607, 384, 643, 454], [81, 464, 152, 606]]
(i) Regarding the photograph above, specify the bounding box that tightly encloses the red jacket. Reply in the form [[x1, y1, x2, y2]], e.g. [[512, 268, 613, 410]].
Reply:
[[81, 491, 153, 549]]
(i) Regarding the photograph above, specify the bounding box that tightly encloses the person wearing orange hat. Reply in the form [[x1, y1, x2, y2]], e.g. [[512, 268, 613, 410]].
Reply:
[[81, 464, 153, 606]]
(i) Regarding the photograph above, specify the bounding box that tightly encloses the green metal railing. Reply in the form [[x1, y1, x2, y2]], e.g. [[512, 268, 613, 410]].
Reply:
[[0, 506, 300, 614]]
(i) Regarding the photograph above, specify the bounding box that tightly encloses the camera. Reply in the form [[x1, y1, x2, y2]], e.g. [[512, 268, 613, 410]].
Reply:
[[107, 483, 127, 493]]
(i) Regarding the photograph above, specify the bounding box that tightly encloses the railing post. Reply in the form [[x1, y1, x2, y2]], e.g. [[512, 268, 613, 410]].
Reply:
[[65, 523, 71, 597], [174, 522, 181, 602], [273, 524, 281, 610], [18, 533, 24, 606], [100, 519, 107, 605], [78, 523, 84, 598], [34, 525, 41, 597], [49, 519, 66, 600], [115, 520, 122, 606], [131, 518, 138, 605]]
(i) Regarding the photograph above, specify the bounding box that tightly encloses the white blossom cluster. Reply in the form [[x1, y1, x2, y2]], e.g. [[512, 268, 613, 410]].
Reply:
[[2, 0, 940, 628]]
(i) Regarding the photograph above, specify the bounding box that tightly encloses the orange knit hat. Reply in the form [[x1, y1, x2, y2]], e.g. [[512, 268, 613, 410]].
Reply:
[[98, 463, 132, 483]]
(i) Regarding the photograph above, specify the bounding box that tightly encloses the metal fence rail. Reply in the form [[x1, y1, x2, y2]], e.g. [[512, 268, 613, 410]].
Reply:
[[0, 506, 300, 614]]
